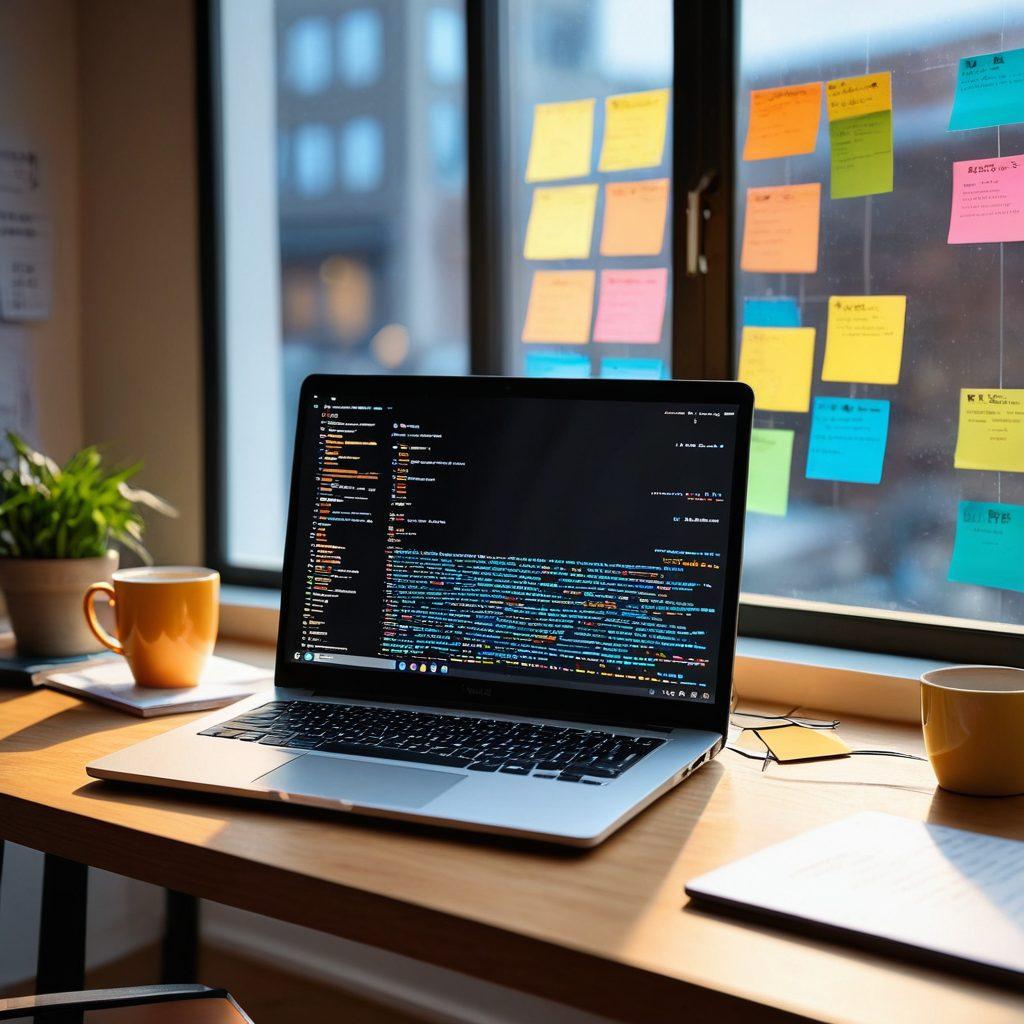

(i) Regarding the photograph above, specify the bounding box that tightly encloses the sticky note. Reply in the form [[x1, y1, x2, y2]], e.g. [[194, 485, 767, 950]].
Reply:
[[947, 155, 1024, 244], [599, 357, 667, 380], [743, 297, 801, 328], [524, 350, 591, 379], [953, 389, 1024, 472], [825, 72, 892, 121], [525, 99, 595, 182], [599, 179, 669, 256], [598, 89, 670, 172], [740, 183, 821, 274], [806, 397, 890, 485], [743, 81, 822, 161], [756, 725, 851, 762], [829, 109, 893, 199], [822, 295, 906, 384], [948, 501, 1024, 593], [949, 48, 1024, 132], [592, 268, 669, 344], [747, 428, 795, 516], [738, 327, 815, 412], [523, 184, 599, 260], [521, 270, 596, 344]]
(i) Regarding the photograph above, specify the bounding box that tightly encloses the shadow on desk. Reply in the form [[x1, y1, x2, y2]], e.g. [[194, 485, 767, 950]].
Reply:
[[0, 700, 131, 751]]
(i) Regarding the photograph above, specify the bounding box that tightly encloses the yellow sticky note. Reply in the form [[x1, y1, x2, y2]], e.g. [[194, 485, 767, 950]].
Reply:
[[738, 327, 815, 413], [825, 71, 892, 121], [598, 89, 670, 172], [756, 725, 851, 762], [599, 179, 670, 256], [954, 389, 1024, 472], [523, 184, 599, 260], [525, 99, 595, 182], [744, 81, 823, 161], [822, 295, 907, 385], [521, 270, 595, 344], [740, 183, 821, 274]]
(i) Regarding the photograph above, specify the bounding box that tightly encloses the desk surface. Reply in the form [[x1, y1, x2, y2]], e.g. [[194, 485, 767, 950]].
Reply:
[[1, 642, 1022, 1024]]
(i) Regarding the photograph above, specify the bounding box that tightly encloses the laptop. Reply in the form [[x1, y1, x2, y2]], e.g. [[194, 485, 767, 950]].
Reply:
[[89, 375, 753, 847]]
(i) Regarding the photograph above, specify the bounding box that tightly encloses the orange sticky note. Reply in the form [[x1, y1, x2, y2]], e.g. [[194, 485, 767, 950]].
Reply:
[[592, 269, 668, 344], [599, 179, 670, 256], [740, 183, 821, 274], [743, 82, 822, 160], [521, 270, 595, 344], [825, 71, 892, 121], [738, 326, 815, 412]]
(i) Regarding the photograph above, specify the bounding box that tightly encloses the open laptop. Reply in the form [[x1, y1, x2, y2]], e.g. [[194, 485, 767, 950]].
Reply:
[[89, 375, 753, 846]]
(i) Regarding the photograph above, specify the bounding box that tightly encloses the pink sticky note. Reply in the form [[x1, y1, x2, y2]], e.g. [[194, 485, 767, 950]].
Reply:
[[948, 154, 1024, 244], [592, 268, 668, 344]]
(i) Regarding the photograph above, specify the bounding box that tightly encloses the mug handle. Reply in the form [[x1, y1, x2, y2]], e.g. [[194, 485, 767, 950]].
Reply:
[[83, 582, 124, 655]]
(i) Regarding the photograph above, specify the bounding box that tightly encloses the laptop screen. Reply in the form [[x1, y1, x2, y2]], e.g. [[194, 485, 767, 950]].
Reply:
[[282, 381, 746, 707]]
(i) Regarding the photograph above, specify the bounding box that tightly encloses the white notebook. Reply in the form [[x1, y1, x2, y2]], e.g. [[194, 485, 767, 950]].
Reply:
[[44, 655, 273, 717], [686, 812, 1024, 988]]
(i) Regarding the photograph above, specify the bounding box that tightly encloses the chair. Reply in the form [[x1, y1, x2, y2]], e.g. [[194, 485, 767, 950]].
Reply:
[[0, 985, 254, 1022]]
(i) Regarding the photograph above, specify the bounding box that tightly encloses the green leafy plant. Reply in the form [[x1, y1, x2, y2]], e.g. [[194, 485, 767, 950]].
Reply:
[[0, 432, 176, 562]]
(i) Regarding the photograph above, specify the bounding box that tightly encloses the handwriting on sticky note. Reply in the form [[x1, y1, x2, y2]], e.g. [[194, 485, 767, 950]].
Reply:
[[524, 350, 591, 379], [825, 71, 892, 120], [521, 270, 595, 344], [830, 109, 893, 199], [599, 179, 669, 256], [954, 389, 1024, 472], [523, 184, 598, 260], [525, 99, 595, 182], [949, 501, 1024, 593], [740, 183, 821, 274], [598, 89, 670, 172], [592, 268, 668, 344], [756, 725, 851, 762], [747, 428, 795, 516], [743, 82, 822, 161], [947, 155, 1024, 244], [806, 397, 890, 485], [743, 297, 801, 328], [822, 295, 906, 384], [599, 357, 667, 380], [738, 327, 815, 412], [950, 48, 1024, 132]]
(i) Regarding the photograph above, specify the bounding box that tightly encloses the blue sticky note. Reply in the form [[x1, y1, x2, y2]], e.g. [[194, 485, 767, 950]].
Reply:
[[524, 350, 591, 378], [599, 357, 668, 380], [949, 501, 1024, 593], [949, 48, 1024, 131], [806, 397, 890, 484], [743, 297, 802, 328]]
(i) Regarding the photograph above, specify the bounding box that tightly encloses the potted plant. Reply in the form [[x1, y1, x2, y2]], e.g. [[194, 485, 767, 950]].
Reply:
[[0, 432, 176, 656]]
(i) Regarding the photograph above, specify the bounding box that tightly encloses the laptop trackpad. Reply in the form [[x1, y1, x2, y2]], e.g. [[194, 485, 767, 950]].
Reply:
[[255, 754, 465, 809]]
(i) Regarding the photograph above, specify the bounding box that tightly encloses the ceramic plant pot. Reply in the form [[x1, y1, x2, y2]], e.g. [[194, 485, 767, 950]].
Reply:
[[0, 549, 119, 656]]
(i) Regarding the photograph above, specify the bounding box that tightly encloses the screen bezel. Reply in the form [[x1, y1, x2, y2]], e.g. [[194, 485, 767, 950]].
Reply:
[[274, 374, 753, 736]]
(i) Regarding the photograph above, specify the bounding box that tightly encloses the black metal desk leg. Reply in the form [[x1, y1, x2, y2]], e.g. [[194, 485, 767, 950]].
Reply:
[[160, 889, 199, 982], [36, 853, 88, 993]]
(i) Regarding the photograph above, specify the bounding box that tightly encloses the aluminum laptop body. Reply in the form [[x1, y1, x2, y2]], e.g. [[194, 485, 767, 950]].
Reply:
[[89, 376, 753, 847]]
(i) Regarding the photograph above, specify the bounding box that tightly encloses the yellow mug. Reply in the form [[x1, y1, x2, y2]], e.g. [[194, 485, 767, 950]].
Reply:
[[83, 567, 220, 688], [920, 665, 1024, 797]]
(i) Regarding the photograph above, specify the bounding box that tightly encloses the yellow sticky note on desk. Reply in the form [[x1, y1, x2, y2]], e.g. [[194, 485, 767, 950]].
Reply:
[[598, 89, 670, 172], [600, 179, 670, 256], [825, 71, 892, 120], [738, 327, 815, 413], [743, 81, 822, 161], [525, 99, 595, 182], [756, 725, 851, 762], [524, 184, 599, 260], [954, 389, 1024, 472], [521, 270, 595, 344], [822, 295, 906, 385]]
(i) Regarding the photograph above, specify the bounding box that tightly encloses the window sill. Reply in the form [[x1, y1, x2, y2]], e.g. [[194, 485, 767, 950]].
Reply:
[[220, 587, 946, 724]]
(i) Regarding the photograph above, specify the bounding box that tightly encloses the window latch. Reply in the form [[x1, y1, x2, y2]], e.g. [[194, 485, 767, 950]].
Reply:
[[686, 171, 717, 276]]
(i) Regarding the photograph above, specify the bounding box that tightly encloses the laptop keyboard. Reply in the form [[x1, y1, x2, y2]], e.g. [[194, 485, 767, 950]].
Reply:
[[200, 701, 666, 784]]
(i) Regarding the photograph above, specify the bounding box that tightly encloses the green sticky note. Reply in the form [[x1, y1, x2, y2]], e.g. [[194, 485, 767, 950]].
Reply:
[[747, 428, 794, 516], [829, 110, 893, 199], [948, 501, 1024, 593]]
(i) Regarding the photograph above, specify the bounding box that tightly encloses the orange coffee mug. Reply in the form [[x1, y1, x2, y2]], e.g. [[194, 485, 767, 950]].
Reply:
[[83, 567, 220, 688]]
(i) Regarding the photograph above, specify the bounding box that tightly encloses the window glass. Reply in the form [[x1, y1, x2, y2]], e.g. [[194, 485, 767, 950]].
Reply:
[[292, 122, 334, 195], [337, 8, 383, 87], [339, 116, 384, 191], [426, 6, 465, 85], [284, 15, 332, 94], [736, 1, 1024, 627]]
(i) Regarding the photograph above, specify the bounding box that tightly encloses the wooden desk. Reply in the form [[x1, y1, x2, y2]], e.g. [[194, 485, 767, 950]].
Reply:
[[1, 644, 1022, 1024]]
